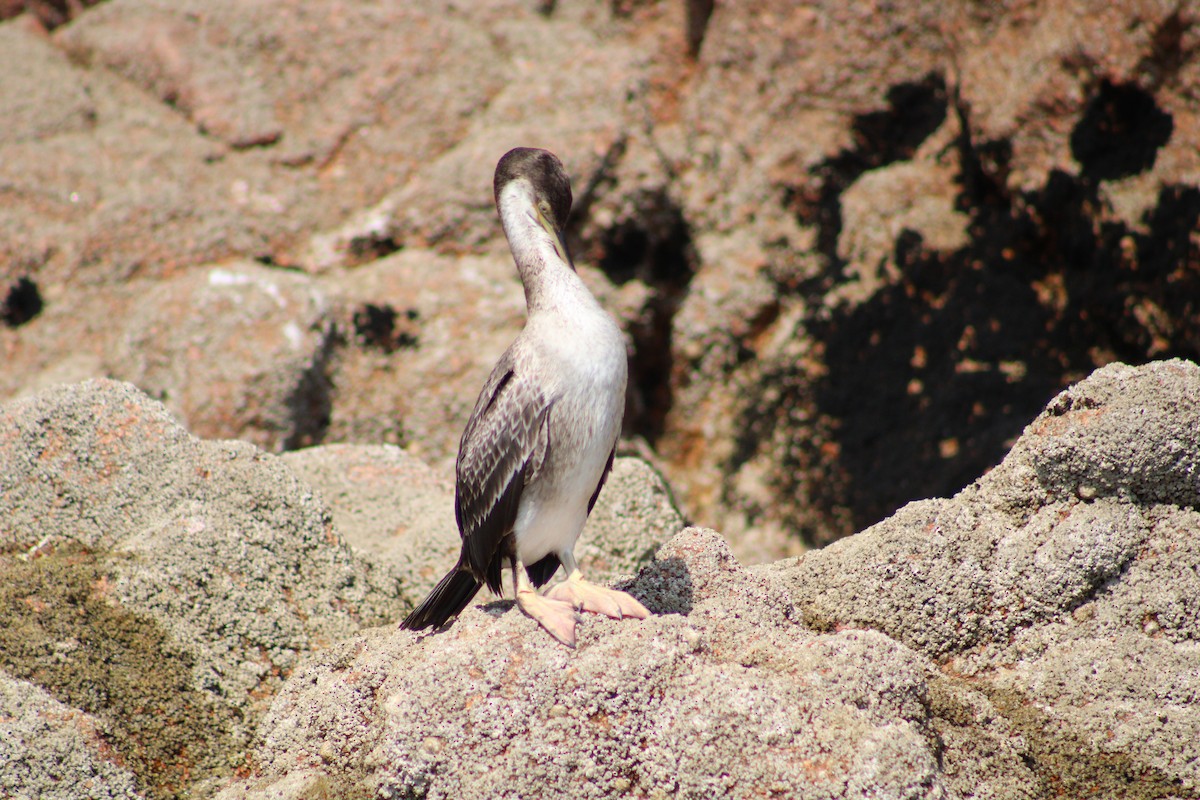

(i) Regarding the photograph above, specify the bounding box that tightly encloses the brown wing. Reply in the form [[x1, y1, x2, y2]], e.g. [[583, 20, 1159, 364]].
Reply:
[[454, 351, 550, 594]]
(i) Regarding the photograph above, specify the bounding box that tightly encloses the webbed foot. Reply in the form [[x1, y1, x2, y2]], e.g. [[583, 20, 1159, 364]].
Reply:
[[546, 577, 650, 620], [517, 589, 581, 647]]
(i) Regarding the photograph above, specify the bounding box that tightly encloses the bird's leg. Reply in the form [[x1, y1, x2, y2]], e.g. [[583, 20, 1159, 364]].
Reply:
[[512, 555, 580, 647], [545, 551, 650, 620]]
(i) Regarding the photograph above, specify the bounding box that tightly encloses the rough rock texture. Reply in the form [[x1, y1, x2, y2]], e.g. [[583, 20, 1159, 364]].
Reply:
[[308, 249, 529, 460], [0, 367, 1196, 797], [773, 360, 1200, 796], [281, 444, 685, 606], [0, 673, 142, 800], [280, 444, 456, 606], [3, 0, 1200, 789], [4, 0, 1199, 560], [0, 380, 403, 799], [651, 0, 1200, 550], [110, 261, 336, 452], [219, 529, 965, 800], [209, 359, 1200, 800]]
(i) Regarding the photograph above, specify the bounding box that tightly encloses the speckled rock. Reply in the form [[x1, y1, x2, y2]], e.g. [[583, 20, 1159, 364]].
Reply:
[[217, 529, 965, 800], [0, 379, 402, 798], [2, 0, 1200, 795], [221, 360, 1200, 800], [0, 673, 142, 800], [280, 444, 457, 609], [774, 360, 1200, 795]]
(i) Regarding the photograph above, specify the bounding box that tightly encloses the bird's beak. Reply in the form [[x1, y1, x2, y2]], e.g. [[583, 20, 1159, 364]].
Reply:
[[535, 206, 574, 271]]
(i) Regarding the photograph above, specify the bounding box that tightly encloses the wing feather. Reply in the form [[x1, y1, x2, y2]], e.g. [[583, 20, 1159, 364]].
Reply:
[[587, 446, 616, 515], [454, 351, 550, 594]]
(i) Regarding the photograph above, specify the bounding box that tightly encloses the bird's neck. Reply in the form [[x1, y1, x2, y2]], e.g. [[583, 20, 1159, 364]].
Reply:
[[498, 195, 594, 316]]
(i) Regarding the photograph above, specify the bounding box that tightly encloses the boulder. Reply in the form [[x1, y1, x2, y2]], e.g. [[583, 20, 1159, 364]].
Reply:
[[215, 360, 1200, 798], [0, 379, 402, 797], [773, 360, 1200, 795], [218, 529, 965, 800], [109, 261, 336, 453]]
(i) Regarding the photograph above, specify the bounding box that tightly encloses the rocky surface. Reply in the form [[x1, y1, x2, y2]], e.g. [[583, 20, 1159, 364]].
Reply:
[[0, 380, 403, 799], [0, 349, 1196, 800], [220, 529, 954, 800], [4, 0, 1196, 561], [774, 360, 1200, 796], [202, 359, 1197, 800], [110, 261, 337, 452], [0, 379, 684, 800], [0, 672, 142, 800], [654, 0, 1200, 550], [2, 0, 1200, 797]]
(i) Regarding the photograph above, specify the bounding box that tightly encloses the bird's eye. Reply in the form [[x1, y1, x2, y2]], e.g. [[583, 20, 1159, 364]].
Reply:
[[538, 201, 552, 219]]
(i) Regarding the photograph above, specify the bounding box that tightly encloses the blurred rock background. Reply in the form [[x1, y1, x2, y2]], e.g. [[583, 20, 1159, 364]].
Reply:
[[5, 0, 1196, 561]]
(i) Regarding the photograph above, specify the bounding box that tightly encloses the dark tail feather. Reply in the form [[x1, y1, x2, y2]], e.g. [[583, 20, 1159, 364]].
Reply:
[[526, 553, 561, 588], [400, 567, 482, 631]]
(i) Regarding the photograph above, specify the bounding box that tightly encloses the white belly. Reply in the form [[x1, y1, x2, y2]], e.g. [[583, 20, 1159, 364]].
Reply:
[[512, 383, 618, 560], [510, 321, 625, 564]]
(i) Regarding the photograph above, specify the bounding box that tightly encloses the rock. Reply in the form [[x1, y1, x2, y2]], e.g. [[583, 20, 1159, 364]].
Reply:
[[5, 0, 1200, 566], [0, 673, 142, 800], [218, 529, 964, 800], [574, 456, 687, 583], [294, 6, 644, 271], [3, 362, 1196, 797], [281, 444, 684, 606], [644, 0, 1200, 554], [0, 19, 313, 287], [773, 360, 1200, 794], [0, 379, 402, 797], [56, 0, 501, 166], [215, 360, 1200, 799], [0, 24, 96, 145], [57, 4, 284, 149], [109, 261, 336, 452], [311, 249, 528, 461], [280, 444, 459, 609]]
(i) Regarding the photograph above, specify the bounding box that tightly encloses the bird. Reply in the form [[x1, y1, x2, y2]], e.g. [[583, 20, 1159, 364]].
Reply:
[[400, 147, 649, 647]]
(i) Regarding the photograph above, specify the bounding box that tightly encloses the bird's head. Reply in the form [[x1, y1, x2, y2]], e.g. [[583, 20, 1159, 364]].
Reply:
[[494, 147, 574, 269]]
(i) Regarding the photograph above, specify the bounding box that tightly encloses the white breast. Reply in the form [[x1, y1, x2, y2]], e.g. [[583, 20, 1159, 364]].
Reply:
[[511, 308, 626, 564]]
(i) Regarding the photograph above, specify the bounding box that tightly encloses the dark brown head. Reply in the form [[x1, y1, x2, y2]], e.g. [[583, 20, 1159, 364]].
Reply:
[[493, 147, 573, 233]]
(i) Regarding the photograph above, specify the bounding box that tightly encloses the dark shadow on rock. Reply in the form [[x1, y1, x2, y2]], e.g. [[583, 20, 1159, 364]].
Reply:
[[1, 276, 43, 328], [787, 72, 949, 281], [684, 0, 715, 57], [1071, 80, 1173, 182], [618, 556, 694, 615], [351, 302, 420, 353], [0, 0, 105, 29], [480, 598, 516, 618], [802, 79, 1194, 536], [283, 330, 335, 451]]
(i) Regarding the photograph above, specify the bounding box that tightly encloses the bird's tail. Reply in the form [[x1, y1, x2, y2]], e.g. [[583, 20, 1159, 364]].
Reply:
[[400, 566, 483, 631]]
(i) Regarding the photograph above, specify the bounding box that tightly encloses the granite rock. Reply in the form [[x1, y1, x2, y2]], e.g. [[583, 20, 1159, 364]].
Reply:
[[0, 379, 402, 798]]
